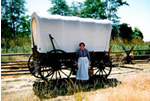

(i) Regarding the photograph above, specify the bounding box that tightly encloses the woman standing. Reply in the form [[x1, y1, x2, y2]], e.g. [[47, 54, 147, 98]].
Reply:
[[75, 42, 91, 82]]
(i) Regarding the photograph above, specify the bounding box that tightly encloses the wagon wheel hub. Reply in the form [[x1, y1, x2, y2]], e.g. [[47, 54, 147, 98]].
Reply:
[[52, 61, 64, 71]]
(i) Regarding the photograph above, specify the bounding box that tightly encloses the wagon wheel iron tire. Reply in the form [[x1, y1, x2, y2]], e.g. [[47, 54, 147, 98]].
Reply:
[[94, 57, 112, 79], [39, 49, 72, 80], [28, 54, 41, 78]]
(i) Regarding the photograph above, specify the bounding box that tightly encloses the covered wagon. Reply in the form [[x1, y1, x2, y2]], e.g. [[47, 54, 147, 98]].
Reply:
[[28, 12, 112, 80]]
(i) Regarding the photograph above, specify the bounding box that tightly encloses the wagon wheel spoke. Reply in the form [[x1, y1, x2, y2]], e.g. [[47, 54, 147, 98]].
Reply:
[[48, 71, 54, 77], [103, 65, 112, 78], [50, 72, 55, 80], [56, 71, 58, 80], [58, 71, 62, 79], [40, 66, 53, 79], [103, 69, 107, 75], [101, 69, 107, 78], [49, 71, 60, 80], [95, 69, 100, 75], [48, 69, 71, 80], [99, 70, 101, 76], [68, 70, 72, 77], [101, 70, 103, 76], [60, 70, 69, 77]]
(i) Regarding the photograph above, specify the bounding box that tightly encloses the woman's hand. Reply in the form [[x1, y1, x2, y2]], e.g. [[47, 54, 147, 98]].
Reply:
[[89, 61, 91, 65], [74, 61, 78, 66]]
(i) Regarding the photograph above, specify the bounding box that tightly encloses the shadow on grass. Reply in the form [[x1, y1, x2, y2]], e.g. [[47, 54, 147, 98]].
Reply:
[[32, 76, 121, 99]]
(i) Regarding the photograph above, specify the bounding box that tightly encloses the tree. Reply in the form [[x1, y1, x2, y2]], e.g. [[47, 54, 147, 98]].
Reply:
[[119, 23, 133, 40], [104, 0, 129, 23], [132, 27, 143, 40], [111, 25, 120, 39], [80, 0, 128, 23], [70, 1, 83, 16], [48, 0, 128, 23], [1, 0, 29, 38], [17, 15, 31, 37], [80, 0, 106, 19], [48, 0, 71, 16]]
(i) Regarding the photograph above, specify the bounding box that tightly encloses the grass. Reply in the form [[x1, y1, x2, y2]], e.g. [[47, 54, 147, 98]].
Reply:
[[1, 36, 32, 53], [1, 73, 150, 101], [31, 77, 120, 99], [106, 73, 150, 101], [1, 55, 30, 61], [5, 79, 22, 83], [110, 37, 150, 54], [1, 90, 40, 101]]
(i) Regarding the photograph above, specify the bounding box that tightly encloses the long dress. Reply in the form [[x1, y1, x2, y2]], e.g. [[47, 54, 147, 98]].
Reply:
[[76, 57, 89, 80], [76, 48, 90, 80]]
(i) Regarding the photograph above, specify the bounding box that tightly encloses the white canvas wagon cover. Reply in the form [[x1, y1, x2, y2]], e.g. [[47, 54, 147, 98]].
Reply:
[[31, 12, 112, 53]]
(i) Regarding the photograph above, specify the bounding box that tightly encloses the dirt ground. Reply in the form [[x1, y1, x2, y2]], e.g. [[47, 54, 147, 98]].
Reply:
[[1, 62, 150, 101]]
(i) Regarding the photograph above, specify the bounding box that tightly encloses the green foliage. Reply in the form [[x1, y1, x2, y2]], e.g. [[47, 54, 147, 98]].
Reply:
[[132, 27, 143, 40], [119, 23, 133, 40], [111, 23, 144, 41], [70, 1, 83, 16], [80, 0, 106, 19], [80, 0, 128, 22], [1, 36, 31, 53], [48, 0, 128, 22], [111, 25, 120, 39], [110, 37, 150, 54], [1, 0, 30, 38], [48, 0, 71, 16]]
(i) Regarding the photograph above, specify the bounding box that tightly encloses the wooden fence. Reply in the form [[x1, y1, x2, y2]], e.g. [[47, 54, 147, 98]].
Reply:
[[1, 53, 31, 76], [1, 49, 150, 76]]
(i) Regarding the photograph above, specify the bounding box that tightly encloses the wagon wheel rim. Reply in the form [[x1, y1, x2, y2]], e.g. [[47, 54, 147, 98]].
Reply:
[[28, 54, 41, 78], [39, 50, 71, 80], [94, 59, 112, 78]]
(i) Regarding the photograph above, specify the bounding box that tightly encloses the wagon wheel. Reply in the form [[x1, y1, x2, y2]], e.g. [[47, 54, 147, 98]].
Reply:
[[94, 57, 112, 78], [28, 54, 41, 78], [39, 50, 72, 80]]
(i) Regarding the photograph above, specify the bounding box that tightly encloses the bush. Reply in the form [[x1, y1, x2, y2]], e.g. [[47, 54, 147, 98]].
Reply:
[[1, 36, 32, 53]]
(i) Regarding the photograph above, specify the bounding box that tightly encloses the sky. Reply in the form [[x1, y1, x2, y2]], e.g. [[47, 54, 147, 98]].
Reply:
[[25, 0, 150, 41]]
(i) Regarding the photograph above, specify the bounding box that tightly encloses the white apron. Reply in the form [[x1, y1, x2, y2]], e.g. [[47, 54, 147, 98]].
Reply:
[[76, 57, 89, 80]]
